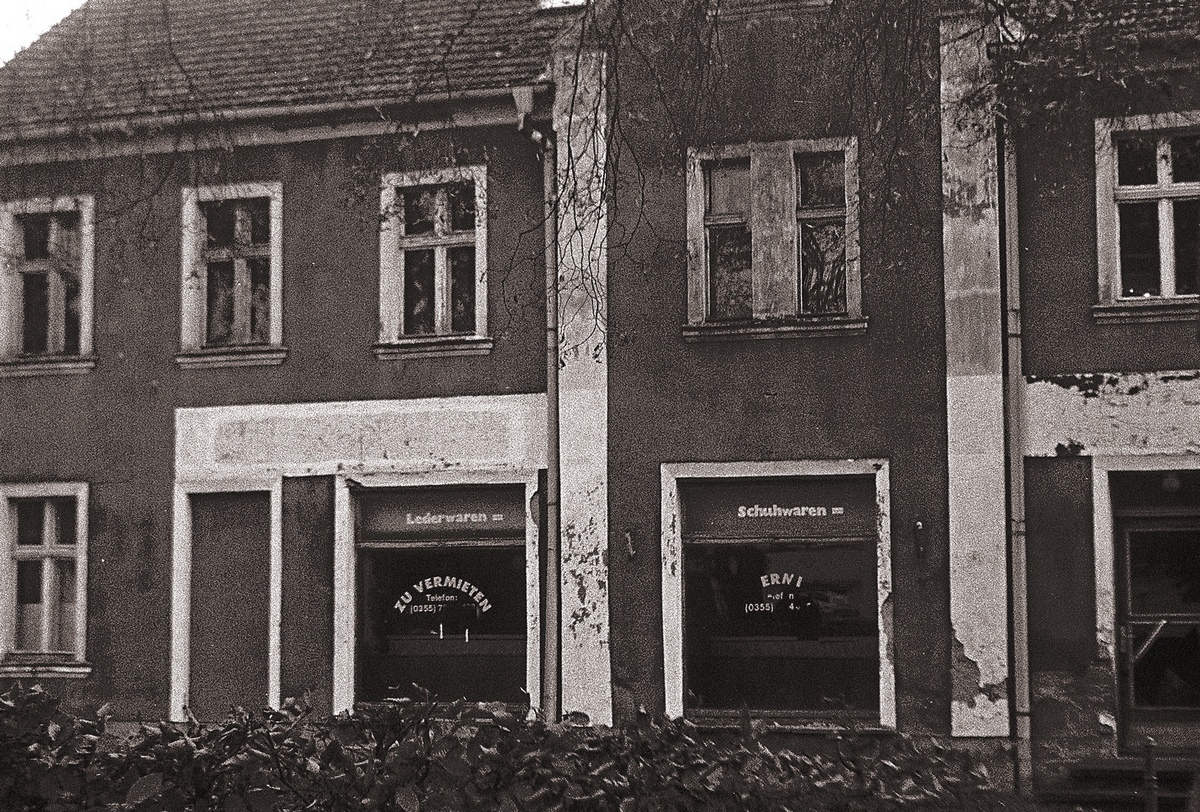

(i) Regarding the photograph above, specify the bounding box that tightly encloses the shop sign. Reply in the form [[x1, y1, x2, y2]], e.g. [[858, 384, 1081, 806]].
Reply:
[[681, 475, 876, 538], [359, 485, 527, 540]]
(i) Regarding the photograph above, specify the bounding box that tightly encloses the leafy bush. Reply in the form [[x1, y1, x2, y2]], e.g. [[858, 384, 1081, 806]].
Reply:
[[0, 683, 1010, 812]]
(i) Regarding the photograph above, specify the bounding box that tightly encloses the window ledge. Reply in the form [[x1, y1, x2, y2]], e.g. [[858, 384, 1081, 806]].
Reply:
[[0, 660, 92, 679], [686, 711, 890, 734], [175, 346, 289, 369], [1093, 298, 1199, 324], [373, 336, 494, 360], [0, 355, 96, 378], [683, 317, 868, 342]]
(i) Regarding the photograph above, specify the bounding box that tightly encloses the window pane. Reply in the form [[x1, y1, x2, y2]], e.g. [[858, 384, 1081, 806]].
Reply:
[[1129, 529, 1200, 616], [403, 249, 435, 335], [1118, 138, 1158, 186], [50, 559, 77, 652], [1119, 202, 1161, 296], [402, 187, 438, 235], [800, 221, 847, 314], [707, 224, 752, 320], [54, 211, 80, 264], [247, 198, 271, 244], [63, 273, 81, 356], [249, 258, 271, 344], [19, 213, 51, 260], [16, 560, 43, 650], [797, 152, 845, 208], [21, 272, 49, 354], [53, 499, 76, 546], [205, 261, 235, 345], [356, 545, 527, 704], [202, 201, 236, 248], [448, 183, 476, 231], [1175, 199, 1200, 296], [1172, 136, 1200, 184], [449, 246, 476, 333], [17, 500, 44, 545], [684, 541, 879, 712], [706, 161, 749, 217]]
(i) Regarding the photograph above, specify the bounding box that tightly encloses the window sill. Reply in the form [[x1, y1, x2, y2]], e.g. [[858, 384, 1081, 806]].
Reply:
[[175, 346, 289, 369], [0, 659, 92, 679], [373, 336, 494, 360], [1093, 297, 1199, 324], [685, 710, 889, 734], [683, 317, 868, 342], [0, 355, 96, 378]]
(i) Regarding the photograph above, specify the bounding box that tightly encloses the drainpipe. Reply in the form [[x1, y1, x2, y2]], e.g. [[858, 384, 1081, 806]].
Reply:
[[998, 118, 1033, 793], [515, 86, 561, 720]]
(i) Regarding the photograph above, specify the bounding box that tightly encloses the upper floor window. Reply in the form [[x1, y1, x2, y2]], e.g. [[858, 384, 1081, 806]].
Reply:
[[686, 138, 863, 338], [179, 183, 285, 368], [0, 482, 89, 677], [0, 196, 95, 376], [1096, 113, 1200, 321], [377, 167, 491, 359]]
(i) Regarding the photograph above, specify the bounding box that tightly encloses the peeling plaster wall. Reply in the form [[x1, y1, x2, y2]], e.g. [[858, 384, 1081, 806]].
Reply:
[[940, 13, 1010, 737]]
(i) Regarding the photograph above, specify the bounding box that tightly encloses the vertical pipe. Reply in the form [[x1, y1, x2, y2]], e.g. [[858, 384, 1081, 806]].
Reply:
[[542, 136, 562, 720]]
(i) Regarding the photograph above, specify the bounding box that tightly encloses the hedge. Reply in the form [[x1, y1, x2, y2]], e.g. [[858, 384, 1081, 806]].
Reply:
[[1, 683, 1021, 812]]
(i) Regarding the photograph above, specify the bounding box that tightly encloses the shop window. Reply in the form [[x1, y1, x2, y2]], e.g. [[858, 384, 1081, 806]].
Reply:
[[661, 462, 893, 726], [354, 484, 529, 704], [0, 196, 96, 376], [686, 139, 864, 338], [0, 483, 89, 676], [1095, 113, 1200, 322], [179, 182, 285, 368], [377, 167, 490, 359]]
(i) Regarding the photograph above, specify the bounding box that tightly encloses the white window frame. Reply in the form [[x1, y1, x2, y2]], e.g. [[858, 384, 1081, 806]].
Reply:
[[1096, 112, 1200, 304], [180, 182, 284, 354], [332, 470, 540, 714], [660, 459, 894, 728], [686, 138, 861, 327], [0, 196, 95, 376], [0, 482, 89, 677], [378, 166, 489, 354]]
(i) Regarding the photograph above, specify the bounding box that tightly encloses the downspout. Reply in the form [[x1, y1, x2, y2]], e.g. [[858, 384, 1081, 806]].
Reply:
[[998, 118, 1033, 793], [515, 86, 561, 720]]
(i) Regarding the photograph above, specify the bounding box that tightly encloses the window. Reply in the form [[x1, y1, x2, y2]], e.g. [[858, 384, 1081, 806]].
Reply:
[[352, 484, 533, 705], [686, 139, 862, 338], [378, 167, 490, 359], [1096, 114, 1200, 321], [0, 483, 89, 677], [661, 461, 894, 727], [179, 183, 285, 367], [0, 196, 95, 376]]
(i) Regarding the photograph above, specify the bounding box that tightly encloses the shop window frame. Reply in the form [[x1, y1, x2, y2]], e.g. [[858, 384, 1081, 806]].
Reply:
[[377, 166, 491, 359], [660, 459, 893, 728], [0, 482, 90, 678], [684, 138, 865, 341], [1095, 112, 1200, 324]]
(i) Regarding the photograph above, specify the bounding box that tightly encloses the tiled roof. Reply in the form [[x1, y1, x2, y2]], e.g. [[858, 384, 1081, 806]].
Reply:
[[0, 0, 575, 135]]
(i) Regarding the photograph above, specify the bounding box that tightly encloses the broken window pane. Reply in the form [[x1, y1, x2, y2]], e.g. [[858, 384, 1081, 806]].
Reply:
[[707, 224, 752, 320], [202, 201, 237, 248], [1119, 137, 1158, 186], [1119, 202, 1161, 296], [63, 273, 81, 356], [205, 261, 235, 346], [706, 160, 749, 217], [21, 272, 49, 353], [800, 221, 847, 314], [17, 500, 44, 545], [1176, 200, 1200, 296], [50, 559, 76, 652], [797, 153, 846, 209], [1172, 136, 1200, 184], [20, 213, 51, 260], [249, 258, 271, 344], [247, 198, 271, 244], [403, 187, 438, 235], [16, 560, 42, 650], [403, 249, 435, 335], [448, 183, 476, 231], [449, 246, 475, 333]]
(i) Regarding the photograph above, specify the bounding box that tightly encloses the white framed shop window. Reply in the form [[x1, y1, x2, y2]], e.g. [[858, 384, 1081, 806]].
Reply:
[[332, 470, 540, 713], [661, 459, 893, 728], [169, 476, 283, 721], [0, 482, 90, 677]]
